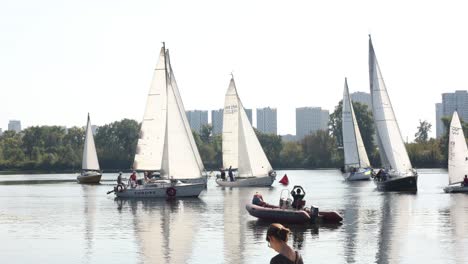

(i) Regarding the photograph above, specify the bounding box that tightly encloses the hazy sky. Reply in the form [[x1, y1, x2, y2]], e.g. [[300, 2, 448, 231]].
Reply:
[[1, 0, 468, 140]]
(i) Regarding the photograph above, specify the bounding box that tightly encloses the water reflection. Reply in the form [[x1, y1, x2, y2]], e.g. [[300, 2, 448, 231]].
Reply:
[[82, 185, 97, 263], [342, 183, 361, 264], [375, 193, 414, 264], [115, 198, 207, 264], [223, 188, 246, 264], [449, 194, 468, 264]]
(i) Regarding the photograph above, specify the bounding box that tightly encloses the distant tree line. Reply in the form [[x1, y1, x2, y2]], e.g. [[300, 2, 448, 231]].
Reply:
[[0, 102, 460, 172], [0, 119, 139, 171]]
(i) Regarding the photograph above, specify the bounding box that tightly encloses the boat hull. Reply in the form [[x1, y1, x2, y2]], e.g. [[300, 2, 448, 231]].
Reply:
[[443, 185, 468, 193], [178, 176, 208, 186], [216, 175, 275, 187], [246, 204, 312, 224], [77, 172, 102, 184], [115, 182, 204, 198], [374, 175, 418, 192], [344, 168, 371, 181], [245, 204, 343, 224]]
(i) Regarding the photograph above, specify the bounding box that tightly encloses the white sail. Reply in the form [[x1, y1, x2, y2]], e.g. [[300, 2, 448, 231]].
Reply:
[[222, 78, 240, 170], [133, 46, 203, 180], [133, 47, 167, 171], [82, 114, 100, 171], [162, 51, 204, 179], [369, 37, 412, 173], [222, 77, 272, 177], [342, 78, 370, 168], [448, 111, 468, 185]]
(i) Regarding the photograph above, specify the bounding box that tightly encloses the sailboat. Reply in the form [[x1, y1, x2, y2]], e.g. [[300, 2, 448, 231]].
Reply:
[[368, 36, 418, 192], [216, 76, 276, 187], [444, 111, 468, 193], [77, 113, 102, 184], [113, 44, 205, 198], [342, 78, 372, 181]]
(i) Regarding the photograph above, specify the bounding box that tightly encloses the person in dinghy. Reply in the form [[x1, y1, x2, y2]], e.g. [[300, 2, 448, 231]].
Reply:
[[252, 192, 279, 209]]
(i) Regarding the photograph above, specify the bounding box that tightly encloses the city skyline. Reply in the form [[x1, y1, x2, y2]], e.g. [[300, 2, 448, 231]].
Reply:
[[2, 1, 468, 140]]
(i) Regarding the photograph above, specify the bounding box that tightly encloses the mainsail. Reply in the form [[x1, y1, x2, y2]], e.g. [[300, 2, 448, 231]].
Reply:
[[82, 114, 100, 171], [369, 36, 412, 173], [133, 48, 167, 171], [222, 77, 273, 177], [342, 78, 370, 168], [448, 111, 468, 185], [133, 45, 204, 179]]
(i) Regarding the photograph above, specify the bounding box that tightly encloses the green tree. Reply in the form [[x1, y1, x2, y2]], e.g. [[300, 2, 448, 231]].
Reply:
[[301, 130, 338, 168], [329, 100, 375, 156], [279, 141, 303, 168], [193, 125, 222, 169], [407, 138, 443, 168], [94, 119, 140, 169], [0, 131, 25, 167], [255, 129, 282, 167], [414, 120, 432, 143]]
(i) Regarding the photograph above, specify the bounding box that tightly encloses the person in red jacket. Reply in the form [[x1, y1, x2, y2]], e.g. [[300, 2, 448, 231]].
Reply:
[[129, 171, 137, 187]]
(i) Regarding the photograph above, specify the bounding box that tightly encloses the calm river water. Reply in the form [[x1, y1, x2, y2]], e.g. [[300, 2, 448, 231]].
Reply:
[[0, 169, 467, 264]]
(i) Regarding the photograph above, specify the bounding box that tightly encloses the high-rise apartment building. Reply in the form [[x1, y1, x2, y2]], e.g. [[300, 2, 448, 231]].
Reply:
[[436, 90, 468, 138], [256, 107, 277, 134], [350, 91, 371, 109], [296, 107, 329, 140], [245, 108, 253, 125], [435, 103, 443, 138], [8, 120, 21, 133], [186, 110, 208, 134], [211, 109, 223, 135]]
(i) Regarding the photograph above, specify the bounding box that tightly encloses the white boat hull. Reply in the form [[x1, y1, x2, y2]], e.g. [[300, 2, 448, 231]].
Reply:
[[216, 175, 275, 187], [443, 185, 468, 193], [115, 182, 204, 198], [344, 168, 371, 181], [77, 171, 102, 184], [178, 176, 207, 185]]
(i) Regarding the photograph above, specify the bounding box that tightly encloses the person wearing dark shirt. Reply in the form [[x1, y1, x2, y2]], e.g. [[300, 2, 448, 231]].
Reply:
[[117, 172, 122, 184], [463, 175, 468, 187], [228, 166, 234, 182], [266, 223, 304, 264], [291, 188, 305, 210], [220, 169, 226, 181]]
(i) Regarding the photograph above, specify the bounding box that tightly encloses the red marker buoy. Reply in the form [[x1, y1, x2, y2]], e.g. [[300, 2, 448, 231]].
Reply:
[[279, 174, 289, 185]]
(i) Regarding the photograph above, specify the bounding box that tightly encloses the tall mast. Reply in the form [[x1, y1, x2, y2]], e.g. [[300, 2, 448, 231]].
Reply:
[[346, 78, 361, 167], [163, 42, 170, 177]]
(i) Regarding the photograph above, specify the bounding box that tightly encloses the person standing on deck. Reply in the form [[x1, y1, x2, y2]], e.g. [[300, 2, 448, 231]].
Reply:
[[220, 168, 226, 181], [228, 166, 234, 182]]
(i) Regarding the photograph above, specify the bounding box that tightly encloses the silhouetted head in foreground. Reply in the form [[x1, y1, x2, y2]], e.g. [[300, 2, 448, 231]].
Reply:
[[266, 223, 290, 244]]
